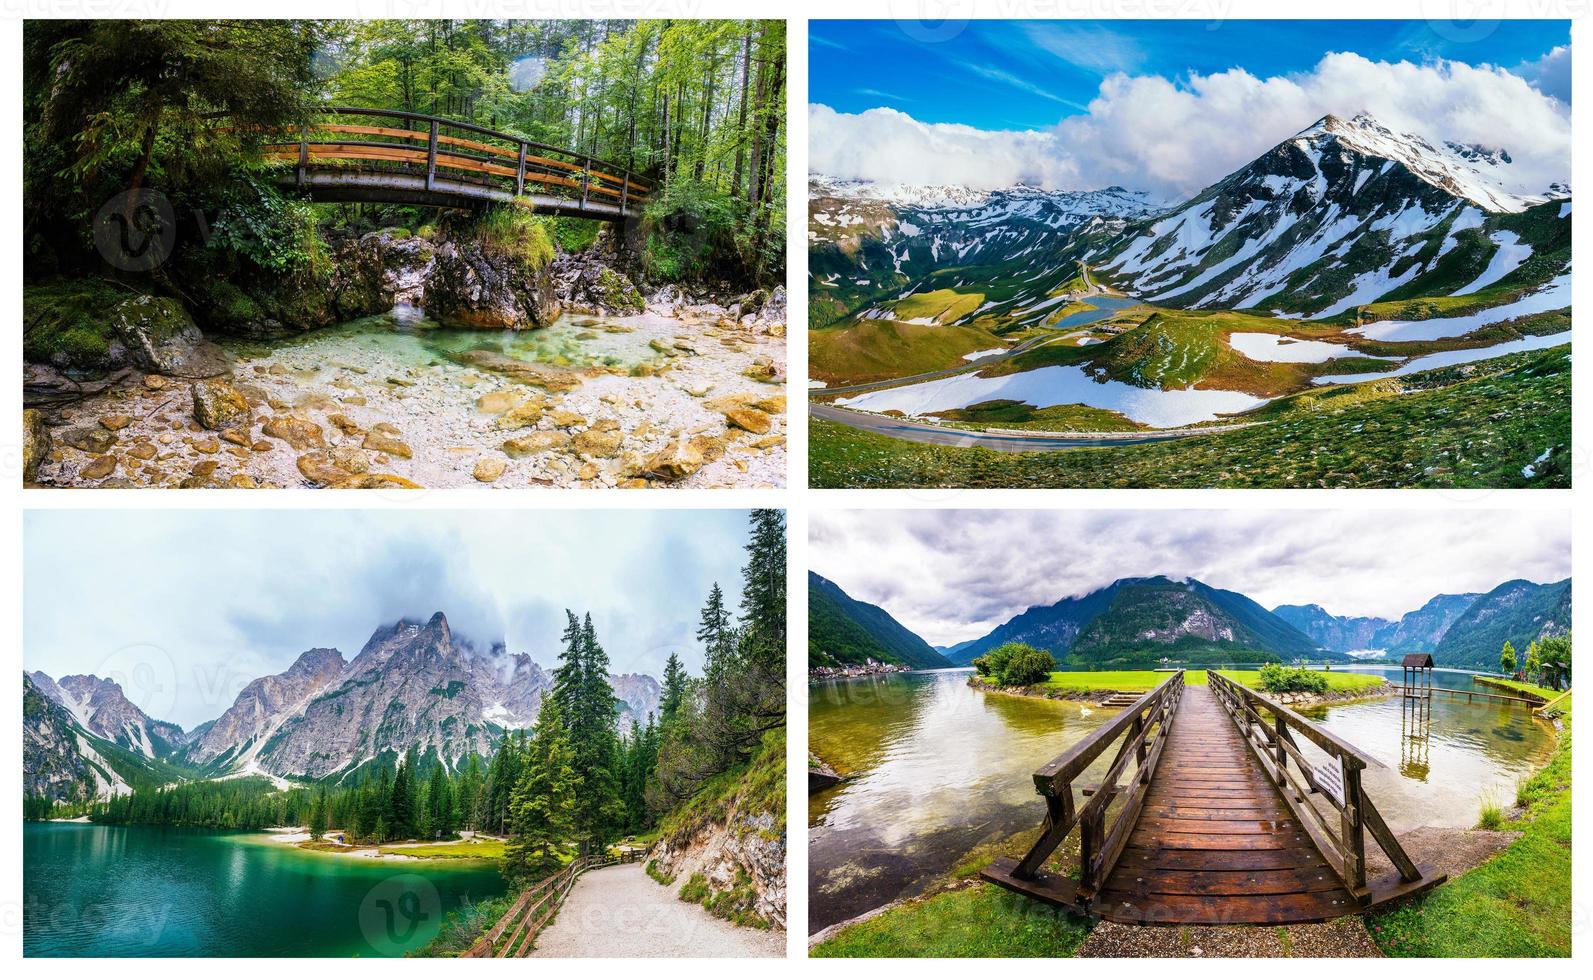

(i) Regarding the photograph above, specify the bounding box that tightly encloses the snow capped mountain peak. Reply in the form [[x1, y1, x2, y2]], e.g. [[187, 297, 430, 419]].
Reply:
[[809, 175, 1166, 218], [1292, 111, 1559, 213]]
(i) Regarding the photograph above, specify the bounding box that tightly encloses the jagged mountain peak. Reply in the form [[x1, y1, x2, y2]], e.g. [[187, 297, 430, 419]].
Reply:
[[1287, 111, 1553, 213]]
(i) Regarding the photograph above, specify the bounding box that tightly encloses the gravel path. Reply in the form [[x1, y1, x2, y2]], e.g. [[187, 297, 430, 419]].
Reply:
[[530, 864, 784, 958]]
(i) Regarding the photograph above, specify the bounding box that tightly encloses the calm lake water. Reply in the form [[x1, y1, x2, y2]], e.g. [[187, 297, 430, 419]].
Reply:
[[24, 823, 506, 957], [807, 666, 1556, 935]]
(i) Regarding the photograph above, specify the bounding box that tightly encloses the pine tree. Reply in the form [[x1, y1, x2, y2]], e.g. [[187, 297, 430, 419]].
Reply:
[[504, 696, 581, 882], [308, 789, 328, 841], [659, 652, 690, 724], [426, 763, 453, 839]]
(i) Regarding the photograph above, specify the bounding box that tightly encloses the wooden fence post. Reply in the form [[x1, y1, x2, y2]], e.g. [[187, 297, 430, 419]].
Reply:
[[516, 141, 527, 197]]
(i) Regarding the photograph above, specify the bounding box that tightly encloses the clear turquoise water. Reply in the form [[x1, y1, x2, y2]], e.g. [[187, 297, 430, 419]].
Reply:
[[224, 304, 664, 376], [23, 823, 506, 957]]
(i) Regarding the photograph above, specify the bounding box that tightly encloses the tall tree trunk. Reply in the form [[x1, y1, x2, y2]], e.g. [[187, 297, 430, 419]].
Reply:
[[731, 31, 751, 196]]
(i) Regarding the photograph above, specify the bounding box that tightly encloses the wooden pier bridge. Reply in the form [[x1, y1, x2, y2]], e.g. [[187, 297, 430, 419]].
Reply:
[[241, 107, 649, 220], [984, 671, 1444, 925]]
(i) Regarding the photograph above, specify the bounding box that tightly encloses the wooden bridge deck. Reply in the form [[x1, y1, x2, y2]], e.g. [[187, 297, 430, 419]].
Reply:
[[1095, 688, 1354, 924], [984, 673, 1443, 926]]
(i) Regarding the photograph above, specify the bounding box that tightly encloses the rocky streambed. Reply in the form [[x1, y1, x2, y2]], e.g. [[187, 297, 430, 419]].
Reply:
[[24, 229, 787, 489], [28, 306, 784, 489]]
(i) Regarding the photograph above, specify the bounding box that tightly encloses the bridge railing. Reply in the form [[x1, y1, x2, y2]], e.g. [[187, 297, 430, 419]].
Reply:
[[231, 107, 649, 211], [1208, 671, 1430, 901], [1004, 670, 1184, 899]]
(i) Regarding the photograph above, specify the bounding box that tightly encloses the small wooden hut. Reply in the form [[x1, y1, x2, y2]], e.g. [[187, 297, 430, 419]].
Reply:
[[1401, 653, 1434, 699]]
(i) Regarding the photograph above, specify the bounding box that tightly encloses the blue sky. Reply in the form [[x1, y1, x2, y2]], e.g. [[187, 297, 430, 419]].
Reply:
[[811, 20, 1571, 131], [25, 509, 755, 727]]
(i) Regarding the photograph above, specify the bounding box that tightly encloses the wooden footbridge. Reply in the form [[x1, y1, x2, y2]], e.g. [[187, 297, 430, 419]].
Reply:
[[984, 671, 1444, 925], [239, 107, 649, 220]]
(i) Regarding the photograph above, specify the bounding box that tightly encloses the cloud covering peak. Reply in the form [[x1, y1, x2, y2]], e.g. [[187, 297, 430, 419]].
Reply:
[[809, 52, 1570, 200]]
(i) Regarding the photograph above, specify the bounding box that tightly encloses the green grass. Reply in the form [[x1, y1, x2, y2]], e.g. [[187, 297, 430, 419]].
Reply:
[[927, 400, 1146, 433], [1027, 669, 1385, 695], [376, 838, 507, 860], [810, 884, 1092, 958], [811, 345, 1569, 489], [888, 288, 987, 324], [1471, 678, 1561, 701], [477, 204, 555, 272], [1367, 702, 1571, 957], [810, 320, 1001, 385]]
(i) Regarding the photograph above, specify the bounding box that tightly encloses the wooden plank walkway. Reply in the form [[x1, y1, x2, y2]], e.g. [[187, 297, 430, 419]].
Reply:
[[984, 673, 1442, 926], [1094, 687, 1355, 925]]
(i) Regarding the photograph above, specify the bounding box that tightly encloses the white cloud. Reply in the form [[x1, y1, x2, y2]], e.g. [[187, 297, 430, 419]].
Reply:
[[1517, 45, 1571, 104], [810, 52, 1571, 200], [809, 104, 1084, 191], [25, 510, 751, 727], [809, 510, 1570, 647]]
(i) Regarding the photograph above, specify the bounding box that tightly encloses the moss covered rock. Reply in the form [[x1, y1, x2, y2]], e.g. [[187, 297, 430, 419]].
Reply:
[[23, 281, 227, 377], [424, 238, 562, 329]]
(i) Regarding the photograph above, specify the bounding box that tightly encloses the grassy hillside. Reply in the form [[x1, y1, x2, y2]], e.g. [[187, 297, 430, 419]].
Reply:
[[810, 319, 1002, 385], [1434, 579, 1572, 669], [809, 572, 951, 670], [811, 345, 1569, 489]]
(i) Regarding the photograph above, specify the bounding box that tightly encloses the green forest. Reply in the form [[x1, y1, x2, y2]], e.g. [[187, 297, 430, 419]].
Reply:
[[24, 18, 785, 296]]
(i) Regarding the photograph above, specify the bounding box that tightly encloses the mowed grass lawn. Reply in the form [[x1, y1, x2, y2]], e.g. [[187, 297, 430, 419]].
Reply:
[[1033, 668, 1387, 695]]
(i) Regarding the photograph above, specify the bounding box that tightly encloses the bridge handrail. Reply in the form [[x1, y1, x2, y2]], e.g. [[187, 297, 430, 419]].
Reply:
[[1012, 670, 1184, 895], [1208, 671, 1422, 899], [321, 106, 647, 188], [218, 106, 650, 211]]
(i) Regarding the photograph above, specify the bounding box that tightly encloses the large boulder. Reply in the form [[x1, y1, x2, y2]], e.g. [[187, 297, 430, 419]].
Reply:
[[22, 409, 50, 484], [108, 294, 229, 377], [551, 250, 645, 315], [182, 233, 394, 339], [23, 282, 226, 378], [424, 239, 561, 329]]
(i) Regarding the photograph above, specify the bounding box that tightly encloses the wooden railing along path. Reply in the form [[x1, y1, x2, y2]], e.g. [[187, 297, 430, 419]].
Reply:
[[231, 107, 649, 220], [985, 672, 1444, 925], [462, 850, 634, 958]]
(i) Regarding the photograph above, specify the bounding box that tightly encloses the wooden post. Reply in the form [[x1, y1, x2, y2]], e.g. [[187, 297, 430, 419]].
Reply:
[[581, 157, 592, 207], [1078, 808, 1103, 896], [1341, 761, 1367, 893], [426, 119, 439, 191], [620, 171, 629, 213], [516, 142, 527, 197], [297, 122, 309, 188]]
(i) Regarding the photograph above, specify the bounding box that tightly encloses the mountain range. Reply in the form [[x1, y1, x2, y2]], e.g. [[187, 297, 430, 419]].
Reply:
[[1278, 578, 1572, 669], [24, 611, 662, 804], [812, 113, 1570, 337], [812, 573, 1571, 674]]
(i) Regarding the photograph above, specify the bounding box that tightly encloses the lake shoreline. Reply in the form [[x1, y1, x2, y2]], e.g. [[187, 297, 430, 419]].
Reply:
[[260, 826, 506, 863]]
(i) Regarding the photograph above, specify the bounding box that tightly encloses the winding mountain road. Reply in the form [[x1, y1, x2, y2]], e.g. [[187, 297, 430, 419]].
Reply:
[[809, 403, 1238, 452], [530, 863, 784, 958]]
